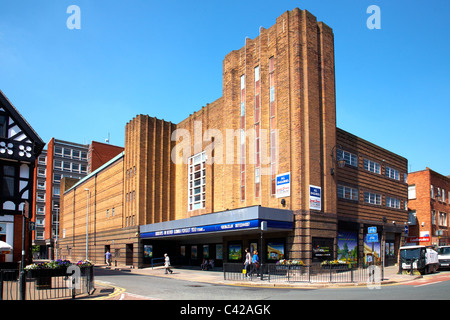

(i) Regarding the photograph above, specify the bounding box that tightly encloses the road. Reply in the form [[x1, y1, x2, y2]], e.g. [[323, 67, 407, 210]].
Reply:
[[92, 268, 450, 301]]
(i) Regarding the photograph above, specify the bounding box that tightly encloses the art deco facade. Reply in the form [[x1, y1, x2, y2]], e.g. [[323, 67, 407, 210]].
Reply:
[[58, 8, 408, 268]]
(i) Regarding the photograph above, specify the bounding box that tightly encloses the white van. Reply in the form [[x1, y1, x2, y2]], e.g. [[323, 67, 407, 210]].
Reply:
[[438, 246, 450, 269]]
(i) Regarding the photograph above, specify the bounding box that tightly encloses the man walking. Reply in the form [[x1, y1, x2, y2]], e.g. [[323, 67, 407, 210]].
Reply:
[[164, 253, 173, 274]]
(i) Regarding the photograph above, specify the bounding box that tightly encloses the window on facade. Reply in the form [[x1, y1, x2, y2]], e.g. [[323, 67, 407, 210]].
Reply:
[[38, 168, 46, 177], [72, 150, 80, 159], [38, 156, 46, 165], [337, 149, 357, 167], [53, 185, 60, 196], [386, 196, 400, 209], [408, 185, 416, 199], [440, 212, 448, 226], [2, 165, 16, 197], [408, 210, 417, 225], [240, 74, 246, 201], [337, 185, 358, 201], [55, 146, 63, 155], [0, 115, 7, 138], [269, 56, 276, 195], [432, 210, 436, 225], [72, 163, 80, 173], [188, 152, 206, 211], [364, 159, 381, 174], [54, 160, 62, 170], [63, 161, 71, 171], [63, 148, 71, 158], [385, 166, 400, 180], [254, 66, 261, 198], [442, 189, 446, 203], [431, 185, 434, 199], [364, 191, 381, 205]]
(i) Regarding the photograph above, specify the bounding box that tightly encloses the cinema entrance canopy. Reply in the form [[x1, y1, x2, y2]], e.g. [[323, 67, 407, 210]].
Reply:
[[139, 206, 293, 266], [140, 206, 293, 240]]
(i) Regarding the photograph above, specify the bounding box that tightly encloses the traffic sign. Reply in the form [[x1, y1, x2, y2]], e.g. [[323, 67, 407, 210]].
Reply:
[[368, 227, 377, 234], [404, 225, 409, 235], [366, 233, 378, 243]]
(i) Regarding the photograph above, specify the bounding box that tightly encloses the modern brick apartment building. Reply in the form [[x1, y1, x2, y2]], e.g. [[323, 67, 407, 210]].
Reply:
[[58, 8, 409, 268], [407, 168, 450, 246], [32, 138, 123, 259]]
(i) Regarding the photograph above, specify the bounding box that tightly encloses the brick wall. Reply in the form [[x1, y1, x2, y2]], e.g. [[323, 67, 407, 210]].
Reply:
[[408, 168, 450, 245]]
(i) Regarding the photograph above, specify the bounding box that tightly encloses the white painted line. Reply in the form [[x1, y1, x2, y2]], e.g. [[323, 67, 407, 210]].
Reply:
[[414, 280, 444, 288]]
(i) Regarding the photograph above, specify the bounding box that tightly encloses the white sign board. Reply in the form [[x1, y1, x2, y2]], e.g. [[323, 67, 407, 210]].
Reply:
[[276, 172, 291, 198], [309, 185, 322, 211]]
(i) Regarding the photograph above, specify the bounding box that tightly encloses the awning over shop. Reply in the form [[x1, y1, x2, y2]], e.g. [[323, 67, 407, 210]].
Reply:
[[140, 206, 293, 239]]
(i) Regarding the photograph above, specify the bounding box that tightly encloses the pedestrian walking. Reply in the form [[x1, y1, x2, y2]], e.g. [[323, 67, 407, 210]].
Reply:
[[164, 253, 173, 274], [244, 248, 251, 277], [249, 250, 259, 277], [105, 250, 112, 266]]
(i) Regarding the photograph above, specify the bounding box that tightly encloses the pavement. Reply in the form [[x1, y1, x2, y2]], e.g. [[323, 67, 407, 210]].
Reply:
[[78, 264, 423, 300]]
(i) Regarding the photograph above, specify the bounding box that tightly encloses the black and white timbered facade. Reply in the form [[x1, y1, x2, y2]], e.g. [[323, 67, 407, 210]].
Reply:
[[0, 90, 44, 262]]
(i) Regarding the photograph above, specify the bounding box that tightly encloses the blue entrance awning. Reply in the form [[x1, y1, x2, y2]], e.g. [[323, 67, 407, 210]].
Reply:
[[140, 206, 293, 239]]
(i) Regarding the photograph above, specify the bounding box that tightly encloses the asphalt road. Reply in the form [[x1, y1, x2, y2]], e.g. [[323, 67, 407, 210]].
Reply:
[[93, 268, 450, 301]]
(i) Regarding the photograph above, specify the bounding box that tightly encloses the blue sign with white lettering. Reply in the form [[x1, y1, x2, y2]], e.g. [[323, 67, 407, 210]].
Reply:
[[141, 219, 293, 239], [366, 233, 378, 243], [368, 227, 377, 234]]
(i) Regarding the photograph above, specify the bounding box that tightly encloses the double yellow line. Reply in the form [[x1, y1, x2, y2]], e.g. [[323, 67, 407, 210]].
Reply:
[[91, 281, 126, 300]]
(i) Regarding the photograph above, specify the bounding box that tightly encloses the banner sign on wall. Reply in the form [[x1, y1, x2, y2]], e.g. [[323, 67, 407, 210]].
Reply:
[[309, 185, 322, 210], [276, 172, 291, 198]]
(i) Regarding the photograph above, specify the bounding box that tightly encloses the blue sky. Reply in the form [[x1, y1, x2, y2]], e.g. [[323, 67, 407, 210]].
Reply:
[[0, 0, 449, 175]]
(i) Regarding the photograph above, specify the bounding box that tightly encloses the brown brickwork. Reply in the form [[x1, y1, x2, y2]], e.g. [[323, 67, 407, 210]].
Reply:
[[59, 8, 410, 267], [407, 168, 450, 246]]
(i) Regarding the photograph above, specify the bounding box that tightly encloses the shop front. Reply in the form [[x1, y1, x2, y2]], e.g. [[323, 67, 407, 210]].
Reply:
[[139, 206, 293, 268]]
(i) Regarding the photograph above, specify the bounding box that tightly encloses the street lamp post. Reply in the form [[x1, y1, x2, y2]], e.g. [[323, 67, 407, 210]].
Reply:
[[85, 188, 89, 260]]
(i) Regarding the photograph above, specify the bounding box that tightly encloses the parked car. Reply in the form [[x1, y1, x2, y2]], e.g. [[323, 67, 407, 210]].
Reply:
[[438, 246, 450, 269]]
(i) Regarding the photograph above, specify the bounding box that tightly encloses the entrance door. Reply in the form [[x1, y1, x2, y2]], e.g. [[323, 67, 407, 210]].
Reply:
[[126, 244, 133, 266]]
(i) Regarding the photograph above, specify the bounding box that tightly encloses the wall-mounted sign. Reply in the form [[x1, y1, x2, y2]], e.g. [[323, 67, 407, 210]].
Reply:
[[309, 185, 321, 211], [276, 172, 291, 198]]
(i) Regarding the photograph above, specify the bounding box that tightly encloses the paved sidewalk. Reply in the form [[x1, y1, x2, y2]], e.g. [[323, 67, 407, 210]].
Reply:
[[83, 264, 422, 299]]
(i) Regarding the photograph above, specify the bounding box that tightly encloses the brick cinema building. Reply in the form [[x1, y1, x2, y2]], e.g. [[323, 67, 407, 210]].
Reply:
[[58, 8, 409, 268]]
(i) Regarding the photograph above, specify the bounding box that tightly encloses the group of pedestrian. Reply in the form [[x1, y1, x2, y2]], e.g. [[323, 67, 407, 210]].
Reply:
[[244, 248, 260, 277], [201, 258, 215, 270]]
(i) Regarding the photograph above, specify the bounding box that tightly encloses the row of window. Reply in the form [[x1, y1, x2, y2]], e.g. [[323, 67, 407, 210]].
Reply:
[[408, 184, 450, 205], [54, 146, 87, 160], [126, 166, 136, 178], [54, 160, 87, 174], [408, 210, 448, 227], [337, 184, 406, 210], [337, 149, 406, 182]]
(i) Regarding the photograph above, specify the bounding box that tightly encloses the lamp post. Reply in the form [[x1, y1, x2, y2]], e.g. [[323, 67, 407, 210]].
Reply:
[[330, 144, 346, 176], [84, 188, 89, 260], [54, 203, 59, 260]]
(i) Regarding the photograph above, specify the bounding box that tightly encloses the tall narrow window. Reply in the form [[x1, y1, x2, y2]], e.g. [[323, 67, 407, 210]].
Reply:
[[240, 75, 246, 201], [269, 57, 276, 195], [254, 66, 261, 198], [188, 152, 206, 211]]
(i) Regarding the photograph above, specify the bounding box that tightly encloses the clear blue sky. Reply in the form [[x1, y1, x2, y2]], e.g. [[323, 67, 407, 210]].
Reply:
[[0, 0, 449, 175]]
